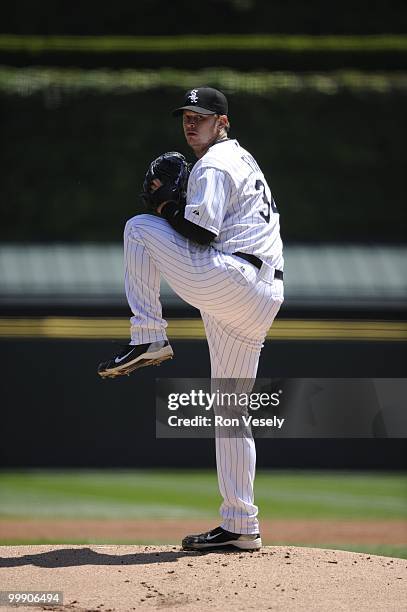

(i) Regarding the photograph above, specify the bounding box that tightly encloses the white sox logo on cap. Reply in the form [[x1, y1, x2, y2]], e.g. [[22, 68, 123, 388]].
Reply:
[[172, 87, 228, 117], [188, 89, 199, 104]]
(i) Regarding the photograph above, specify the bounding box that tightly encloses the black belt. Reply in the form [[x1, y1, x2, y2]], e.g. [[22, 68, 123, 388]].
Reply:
[[233, 252, 284, 280]]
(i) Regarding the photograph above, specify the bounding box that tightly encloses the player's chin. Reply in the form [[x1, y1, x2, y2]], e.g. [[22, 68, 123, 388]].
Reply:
[[186, 133, 198, 143]]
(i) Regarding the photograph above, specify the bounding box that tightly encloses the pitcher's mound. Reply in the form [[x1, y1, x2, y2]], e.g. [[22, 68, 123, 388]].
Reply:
[[0, 545, 405, 611]]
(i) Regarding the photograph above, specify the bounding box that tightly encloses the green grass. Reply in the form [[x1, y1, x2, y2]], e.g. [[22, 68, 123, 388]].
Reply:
[[315, 544, 407, 560], [0, 470, 405, 521]]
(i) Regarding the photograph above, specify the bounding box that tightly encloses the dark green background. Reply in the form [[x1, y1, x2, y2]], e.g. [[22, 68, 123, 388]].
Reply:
[[2, 88, 406, 242], [1, 0, 406, 243], [3, 0, 407, 35]]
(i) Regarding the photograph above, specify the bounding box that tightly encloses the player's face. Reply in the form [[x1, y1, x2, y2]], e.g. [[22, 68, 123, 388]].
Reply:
[[182, 111, 223, 157]]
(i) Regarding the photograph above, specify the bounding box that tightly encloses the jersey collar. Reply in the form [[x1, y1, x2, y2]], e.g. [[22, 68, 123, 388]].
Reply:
[[209, 137, 230, 149]]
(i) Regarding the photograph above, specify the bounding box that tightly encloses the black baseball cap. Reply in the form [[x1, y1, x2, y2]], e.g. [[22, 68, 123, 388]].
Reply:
[[172, 87, 228, 117]]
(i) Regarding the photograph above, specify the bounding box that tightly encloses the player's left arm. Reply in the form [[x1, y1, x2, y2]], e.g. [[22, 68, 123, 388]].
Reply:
[[158, 165, 231, 245], [150, 180, 216, 245], [183, 166, 230, 234], [159, 201, 216, 245], [142, 156, 216, 244]]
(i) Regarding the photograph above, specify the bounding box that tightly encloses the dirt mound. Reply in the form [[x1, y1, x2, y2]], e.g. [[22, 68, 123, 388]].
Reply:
[[0, 545, 405, 611]]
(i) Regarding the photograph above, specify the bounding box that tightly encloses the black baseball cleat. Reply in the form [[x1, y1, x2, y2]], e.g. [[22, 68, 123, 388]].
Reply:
[[98, 340, 173, 378], [181, 526, 262, 551]]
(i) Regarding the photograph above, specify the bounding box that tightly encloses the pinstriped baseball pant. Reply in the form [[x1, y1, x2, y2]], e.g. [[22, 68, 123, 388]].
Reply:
[[124, 214, 283, 534]]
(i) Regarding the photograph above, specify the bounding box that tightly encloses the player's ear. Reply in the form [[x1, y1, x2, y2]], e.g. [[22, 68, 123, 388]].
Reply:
[[218, 115, 230, 133], [217, 115, 228, 128]]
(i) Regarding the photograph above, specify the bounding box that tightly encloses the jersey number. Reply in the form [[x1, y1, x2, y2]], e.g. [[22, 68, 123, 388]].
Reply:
[[255, 179, 277, 223]]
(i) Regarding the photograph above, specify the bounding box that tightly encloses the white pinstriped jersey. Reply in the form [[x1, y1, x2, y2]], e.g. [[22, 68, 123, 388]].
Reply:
[[184, 139, 284, 271], [123, 139, 285, 535]]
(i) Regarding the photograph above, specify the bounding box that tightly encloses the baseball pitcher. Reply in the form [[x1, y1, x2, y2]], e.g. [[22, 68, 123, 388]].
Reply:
[[98, 87, 284, 551]]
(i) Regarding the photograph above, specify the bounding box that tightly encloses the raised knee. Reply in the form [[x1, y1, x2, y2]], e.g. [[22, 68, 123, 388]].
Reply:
[[124, 214, 153, 237]]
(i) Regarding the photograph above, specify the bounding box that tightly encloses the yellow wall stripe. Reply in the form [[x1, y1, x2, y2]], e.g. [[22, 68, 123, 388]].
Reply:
[[0, 318, 405, 341]]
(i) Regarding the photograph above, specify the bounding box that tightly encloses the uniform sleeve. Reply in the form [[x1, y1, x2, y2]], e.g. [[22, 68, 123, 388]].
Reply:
[[184, 165, 232, 235], [160, 201, 216, 245]]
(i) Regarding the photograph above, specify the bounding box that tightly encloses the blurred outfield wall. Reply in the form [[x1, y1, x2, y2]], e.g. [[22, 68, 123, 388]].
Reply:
[[2, 2, 406, 245], [2, 0, 407, 36], [1, 79, 406, 243], [1, 337, 406, 469]]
